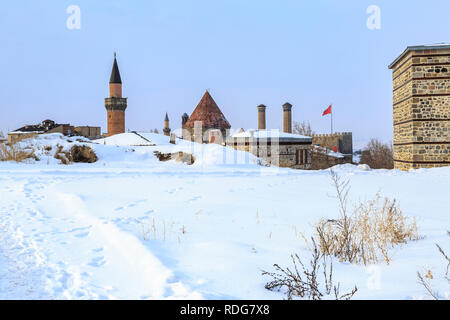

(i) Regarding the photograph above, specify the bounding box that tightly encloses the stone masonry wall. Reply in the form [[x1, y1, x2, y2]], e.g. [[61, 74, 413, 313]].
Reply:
[[312, 132, 353, 155], [391, 47, 450, 170], [226, 138, 312, 170]]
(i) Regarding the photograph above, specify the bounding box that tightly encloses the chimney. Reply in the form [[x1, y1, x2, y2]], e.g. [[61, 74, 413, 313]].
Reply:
[[257, 104, 267, 130], [282, 102, 292, 133]]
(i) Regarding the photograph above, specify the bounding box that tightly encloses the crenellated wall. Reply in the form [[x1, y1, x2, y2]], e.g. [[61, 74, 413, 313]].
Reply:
[[312, 132, 353, 156]]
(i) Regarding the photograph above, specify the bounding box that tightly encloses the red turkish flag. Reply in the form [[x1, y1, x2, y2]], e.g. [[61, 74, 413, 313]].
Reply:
[[333, 146, 338, 153], [322, 105, 332, 116]]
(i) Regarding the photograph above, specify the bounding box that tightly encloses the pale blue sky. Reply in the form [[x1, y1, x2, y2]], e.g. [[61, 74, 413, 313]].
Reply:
[[1, 0, 449, 146]]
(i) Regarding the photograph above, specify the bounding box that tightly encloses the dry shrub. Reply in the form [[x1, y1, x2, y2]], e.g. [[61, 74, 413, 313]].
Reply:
[[317, 194, 419, 265], [293, 121, 315, 137], [315, 169, 419, 265], [0, 143, 38, 162], [70, 145, 98, 163], [417, 231, 450, 300], [54, 145, 72, 165], [359, 138, 393, 169], [262, 239, 357, 300], [154, 151, 195, 165]]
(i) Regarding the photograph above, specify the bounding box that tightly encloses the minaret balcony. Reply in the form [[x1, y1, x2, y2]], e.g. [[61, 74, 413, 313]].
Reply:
[[105, 97, 128, 111]]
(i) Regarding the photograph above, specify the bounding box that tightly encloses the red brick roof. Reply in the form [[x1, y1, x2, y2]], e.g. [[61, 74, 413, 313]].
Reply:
[[184, 91, 231, 129]]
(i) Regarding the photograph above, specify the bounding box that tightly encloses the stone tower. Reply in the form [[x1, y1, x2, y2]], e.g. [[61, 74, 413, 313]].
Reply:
[[389, 44, 450, 170], [283, 102, 292, 133], [163, 113, 171, 136], [257, 104, 267, 130], [105, 53, 127, 137]]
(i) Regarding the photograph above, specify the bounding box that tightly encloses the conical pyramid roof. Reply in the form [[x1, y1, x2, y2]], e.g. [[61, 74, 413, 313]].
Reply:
[[184, 91, 231, 129], [109, 55, 122, 84]]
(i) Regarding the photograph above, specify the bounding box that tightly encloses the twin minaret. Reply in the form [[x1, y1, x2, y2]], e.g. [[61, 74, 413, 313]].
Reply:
[[105, 53, 127, 137], [257, 103, 293, 133]]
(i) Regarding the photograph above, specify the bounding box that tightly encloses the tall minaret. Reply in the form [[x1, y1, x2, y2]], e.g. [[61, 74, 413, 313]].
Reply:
[[105, 53, 127, 137], [163, 113, 171, 136]]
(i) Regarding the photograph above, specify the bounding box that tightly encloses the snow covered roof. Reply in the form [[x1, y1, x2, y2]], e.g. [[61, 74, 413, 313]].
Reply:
[[389, 43, 450, 69], [94, 132, 155, 146], [232, 130, 312, 141], [8, 131, 42, 134]]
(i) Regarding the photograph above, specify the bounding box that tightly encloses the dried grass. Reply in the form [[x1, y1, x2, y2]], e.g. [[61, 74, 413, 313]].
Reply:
[[0, 143, 38, 162], [315, 169, 419, 265], [54, 145, 72, 165], [262, 238, 357, 300]]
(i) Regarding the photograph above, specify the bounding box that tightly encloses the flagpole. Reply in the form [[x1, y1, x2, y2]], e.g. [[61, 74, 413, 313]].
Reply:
[[331, 104, 333, 134]]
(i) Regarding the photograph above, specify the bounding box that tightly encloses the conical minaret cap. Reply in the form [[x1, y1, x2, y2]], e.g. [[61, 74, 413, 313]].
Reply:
[[109, 53, 122, 84]]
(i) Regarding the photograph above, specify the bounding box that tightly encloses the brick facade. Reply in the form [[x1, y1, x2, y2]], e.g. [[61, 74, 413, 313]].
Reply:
[[105, 98, 127, 137]]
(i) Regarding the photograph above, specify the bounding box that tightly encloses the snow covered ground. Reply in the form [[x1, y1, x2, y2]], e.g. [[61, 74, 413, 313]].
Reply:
[[0, 133, 448, 299]]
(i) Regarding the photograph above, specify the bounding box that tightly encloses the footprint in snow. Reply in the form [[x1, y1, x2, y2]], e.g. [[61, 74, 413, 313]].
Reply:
[[88, 256, 106, 267], [187, 195, 202, 203], [69, 226, 91, 233], [74, 231, 90, 238]]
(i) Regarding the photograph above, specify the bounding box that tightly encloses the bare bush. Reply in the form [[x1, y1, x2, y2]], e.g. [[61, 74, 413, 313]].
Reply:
[[293, 121, 315, 137], [0, 143, 38, 162], [359, 139, 394, 169], [315, 169, 419, 265], [417, 231, 450, 300], [262, 239, 357, 300]]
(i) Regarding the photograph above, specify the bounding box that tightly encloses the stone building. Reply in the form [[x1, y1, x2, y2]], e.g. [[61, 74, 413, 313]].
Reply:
[[228, 130, 312, 169], [226, 102, 312, 169], [105, 53, 127, 137], [310, 145, 347, 170], [8, 120, 74, 143], [312, 132, 353, 165], [8, 120, 101, 143], [74, 126, 102, 139], [183, 91, 231, 143], [389, 44, 450, 170]]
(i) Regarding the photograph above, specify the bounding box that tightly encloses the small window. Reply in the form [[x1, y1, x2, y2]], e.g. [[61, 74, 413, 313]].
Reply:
[[296, 149, 309, 165]]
